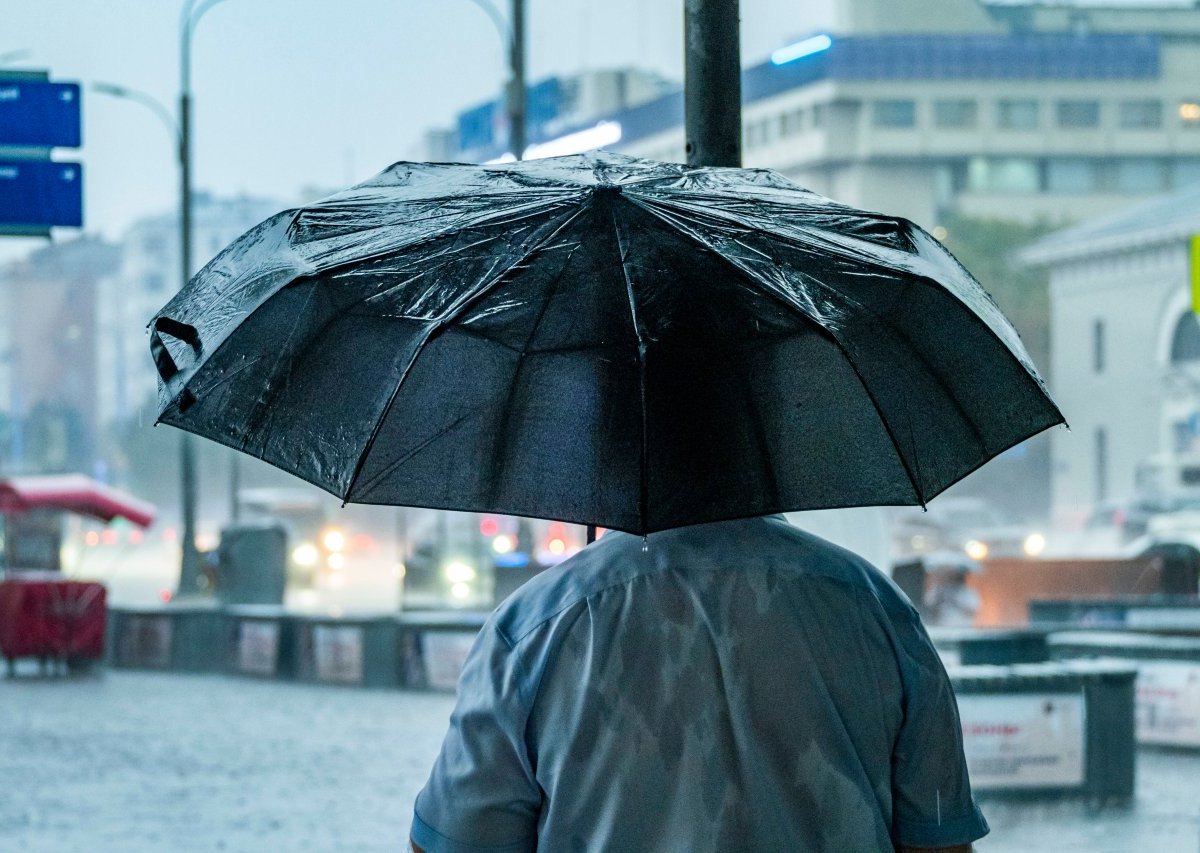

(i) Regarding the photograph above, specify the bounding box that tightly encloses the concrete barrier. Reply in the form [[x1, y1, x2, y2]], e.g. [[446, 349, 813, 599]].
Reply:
[[928, 627, 1050, 667], [291, 613, 399, 688], [967, 558, 1164, 627], [224, 605, 295, 679], [1030, 596, 1200, 632], [1049, 631, 1200, 748], [396, 611, 487, 690], [949, 660, 1137, 802], [107, 602, 226, 672]]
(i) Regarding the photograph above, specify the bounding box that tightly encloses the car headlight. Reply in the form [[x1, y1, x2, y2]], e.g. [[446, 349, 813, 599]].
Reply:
[[1023, 532, 1046, 557], [292, 543, 319, 567], [444, 561, 476, 583], [964, 539, 989, 561]]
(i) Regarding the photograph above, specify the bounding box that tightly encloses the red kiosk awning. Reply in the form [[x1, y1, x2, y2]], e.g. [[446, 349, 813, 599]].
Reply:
[[0, 475, 156, 528]]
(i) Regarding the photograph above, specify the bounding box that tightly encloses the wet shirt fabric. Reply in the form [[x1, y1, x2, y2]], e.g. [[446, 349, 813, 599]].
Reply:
[[411, 515, 989, 852]]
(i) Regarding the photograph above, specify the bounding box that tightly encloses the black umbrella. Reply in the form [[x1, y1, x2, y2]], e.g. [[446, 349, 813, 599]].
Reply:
[[151, 152, 1063, 535]]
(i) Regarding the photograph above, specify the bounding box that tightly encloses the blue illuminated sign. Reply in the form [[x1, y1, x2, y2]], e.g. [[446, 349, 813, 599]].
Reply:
[[0, 160, 83, 228], [0, 80, 82, 148]]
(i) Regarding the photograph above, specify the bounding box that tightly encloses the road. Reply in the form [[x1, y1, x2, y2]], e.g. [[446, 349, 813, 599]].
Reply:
[[2, 669, 1199, 852]]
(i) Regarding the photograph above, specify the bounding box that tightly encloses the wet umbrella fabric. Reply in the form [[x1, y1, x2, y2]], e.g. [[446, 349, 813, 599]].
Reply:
[[151, 152, 1062, 535]]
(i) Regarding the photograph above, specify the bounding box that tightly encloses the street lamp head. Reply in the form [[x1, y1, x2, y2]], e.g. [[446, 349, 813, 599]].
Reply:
[[91, 82, 131, 98]]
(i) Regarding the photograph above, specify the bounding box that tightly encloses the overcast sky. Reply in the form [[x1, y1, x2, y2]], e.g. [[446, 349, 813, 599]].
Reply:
[[2, 0, 834, 260]]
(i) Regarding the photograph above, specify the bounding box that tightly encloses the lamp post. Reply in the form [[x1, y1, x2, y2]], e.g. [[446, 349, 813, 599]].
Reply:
[[464, 0, 525, 159], [98, 0, 232, 596], [174, 0, 234, 593], [684, 0, 741, 168], [92, 80, 196, 584]]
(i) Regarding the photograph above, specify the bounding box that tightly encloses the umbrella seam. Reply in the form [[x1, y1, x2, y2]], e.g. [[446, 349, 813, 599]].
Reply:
[[608, 198, 651, 535], [626, 194, 927, 507], [341, 206, 590, 503], [480, 237, 585, 509]]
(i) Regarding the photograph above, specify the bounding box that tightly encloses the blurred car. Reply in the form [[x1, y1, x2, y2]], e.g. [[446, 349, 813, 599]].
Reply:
[[892, 497, 1046, 562]]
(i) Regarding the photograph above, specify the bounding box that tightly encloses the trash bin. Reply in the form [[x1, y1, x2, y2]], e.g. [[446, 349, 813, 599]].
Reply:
[[950, 660, 1137, 802], [217, 524, 287, 606]]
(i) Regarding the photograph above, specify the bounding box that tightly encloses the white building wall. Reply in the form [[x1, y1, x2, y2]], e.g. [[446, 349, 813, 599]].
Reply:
[[1047, 242, 1190, 524]]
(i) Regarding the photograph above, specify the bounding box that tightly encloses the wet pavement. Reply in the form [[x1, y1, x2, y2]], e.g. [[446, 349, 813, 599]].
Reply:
[[2, 669, 1199, 852]]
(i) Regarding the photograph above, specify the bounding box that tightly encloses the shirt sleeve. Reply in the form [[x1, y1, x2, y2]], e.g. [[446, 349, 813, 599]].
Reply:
[[411, 624, 542, 853], [889, 609, 990, 848]]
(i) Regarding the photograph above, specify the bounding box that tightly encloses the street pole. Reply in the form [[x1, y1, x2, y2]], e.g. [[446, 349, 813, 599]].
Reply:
[[176, 0, 231, 594], [509, 0, 526, 159], [684, 0, 742, 169]]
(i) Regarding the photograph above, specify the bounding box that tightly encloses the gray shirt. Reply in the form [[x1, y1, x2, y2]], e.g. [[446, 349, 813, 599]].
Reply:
[[412, 515, 988, 852]]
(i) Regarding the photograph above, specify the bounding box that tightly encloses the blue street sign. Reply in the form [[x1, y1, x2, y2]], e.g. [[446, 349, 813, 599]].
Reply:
[[0, 80, 82, 148], [0, 160, 83, 228]]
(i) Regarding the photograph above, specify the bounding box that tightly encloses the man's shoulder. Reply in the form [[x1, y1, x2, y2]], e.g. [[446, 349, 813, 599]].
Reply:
[[490, 531, 648, 647], [491, 515, 913, 648]]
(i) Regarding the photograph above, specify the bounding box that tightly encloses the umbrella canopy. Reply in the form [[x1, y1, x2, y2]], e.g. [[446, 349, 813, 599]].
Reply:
[[0, 475, 156, 528], [151, 152, 1062, 535]]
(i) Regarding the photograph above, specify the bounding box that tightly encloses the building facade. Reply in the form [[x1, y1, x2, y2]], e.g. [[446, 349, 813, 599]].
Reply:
[[96, 192, 284, 429], [0, 236, 119, 475], [1022, 184, 1200, 525], [434, 0, 1200, 231]]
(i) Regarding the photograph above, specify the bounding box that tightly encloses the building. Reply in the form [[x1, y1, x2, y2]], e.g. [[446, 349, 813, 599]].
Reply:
[[435, 0, 1200, 230], [0, 236, 119, 475], [1021, 183, 1200, 525], [96, 192, 284, 429]]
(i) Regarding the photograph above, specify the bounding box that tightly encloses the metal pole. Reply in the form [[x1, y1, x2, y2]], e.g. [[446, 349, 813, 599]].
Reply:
[[177, 84, 202, 594], [176, 1, 202, 595], [509, 0, 526, 159], [684, 0, 741, 168]]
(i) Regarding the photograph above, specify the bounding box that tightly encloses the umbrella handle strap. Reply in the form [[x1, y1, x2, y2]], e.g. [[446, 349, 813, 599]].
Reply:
[[150, 316, 202, 400]]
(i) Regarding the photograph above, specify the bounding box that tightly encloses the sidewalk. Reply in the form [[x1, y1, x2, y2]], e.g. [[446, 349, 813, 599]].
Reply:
[[2, 670, 1199, 851]]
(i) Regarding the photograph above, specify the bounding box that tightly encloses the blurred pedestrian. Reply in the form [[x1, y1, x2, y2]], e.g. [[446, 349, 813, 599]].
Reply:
[[410, 515, 987, 852]]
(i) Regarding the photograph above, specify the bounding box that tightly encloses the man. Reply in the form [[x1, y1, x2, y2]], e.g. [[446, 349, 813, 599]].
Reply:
[[411, 515, 988, 852]]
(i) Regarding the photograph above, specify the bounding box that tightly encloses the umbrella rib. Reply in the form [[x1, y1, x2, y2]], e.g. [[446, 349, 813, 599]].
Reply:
[[609, 202, 650, 534], [340, 205, 589, 503], [627, 196, 927, 507], [482, 239, 584, 509]]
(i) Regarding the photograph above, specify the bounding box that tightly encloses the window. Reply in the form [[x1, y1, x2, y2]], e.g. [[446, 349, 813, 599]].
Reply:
[[967, 157, 1040, 193], [1093, 319, 1105, 373], [1170, 313, 1200, 363], [1095, 428, 1108, 503], [1046, 159, 1098, 193], [997, 99, 1039, 130], [872, 100, 916, 129], [783, 108, 805, 135], [1119, 100, 1161, 129], [1057, 100, 1100, 129], [1113, 158, 1167, 193], [1181, 101, 1200, 127], [811, 103, 827, 128], [142, 234, 166, 257], [933, 99, 977, 129], [1173, 159, 1200, 188]]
